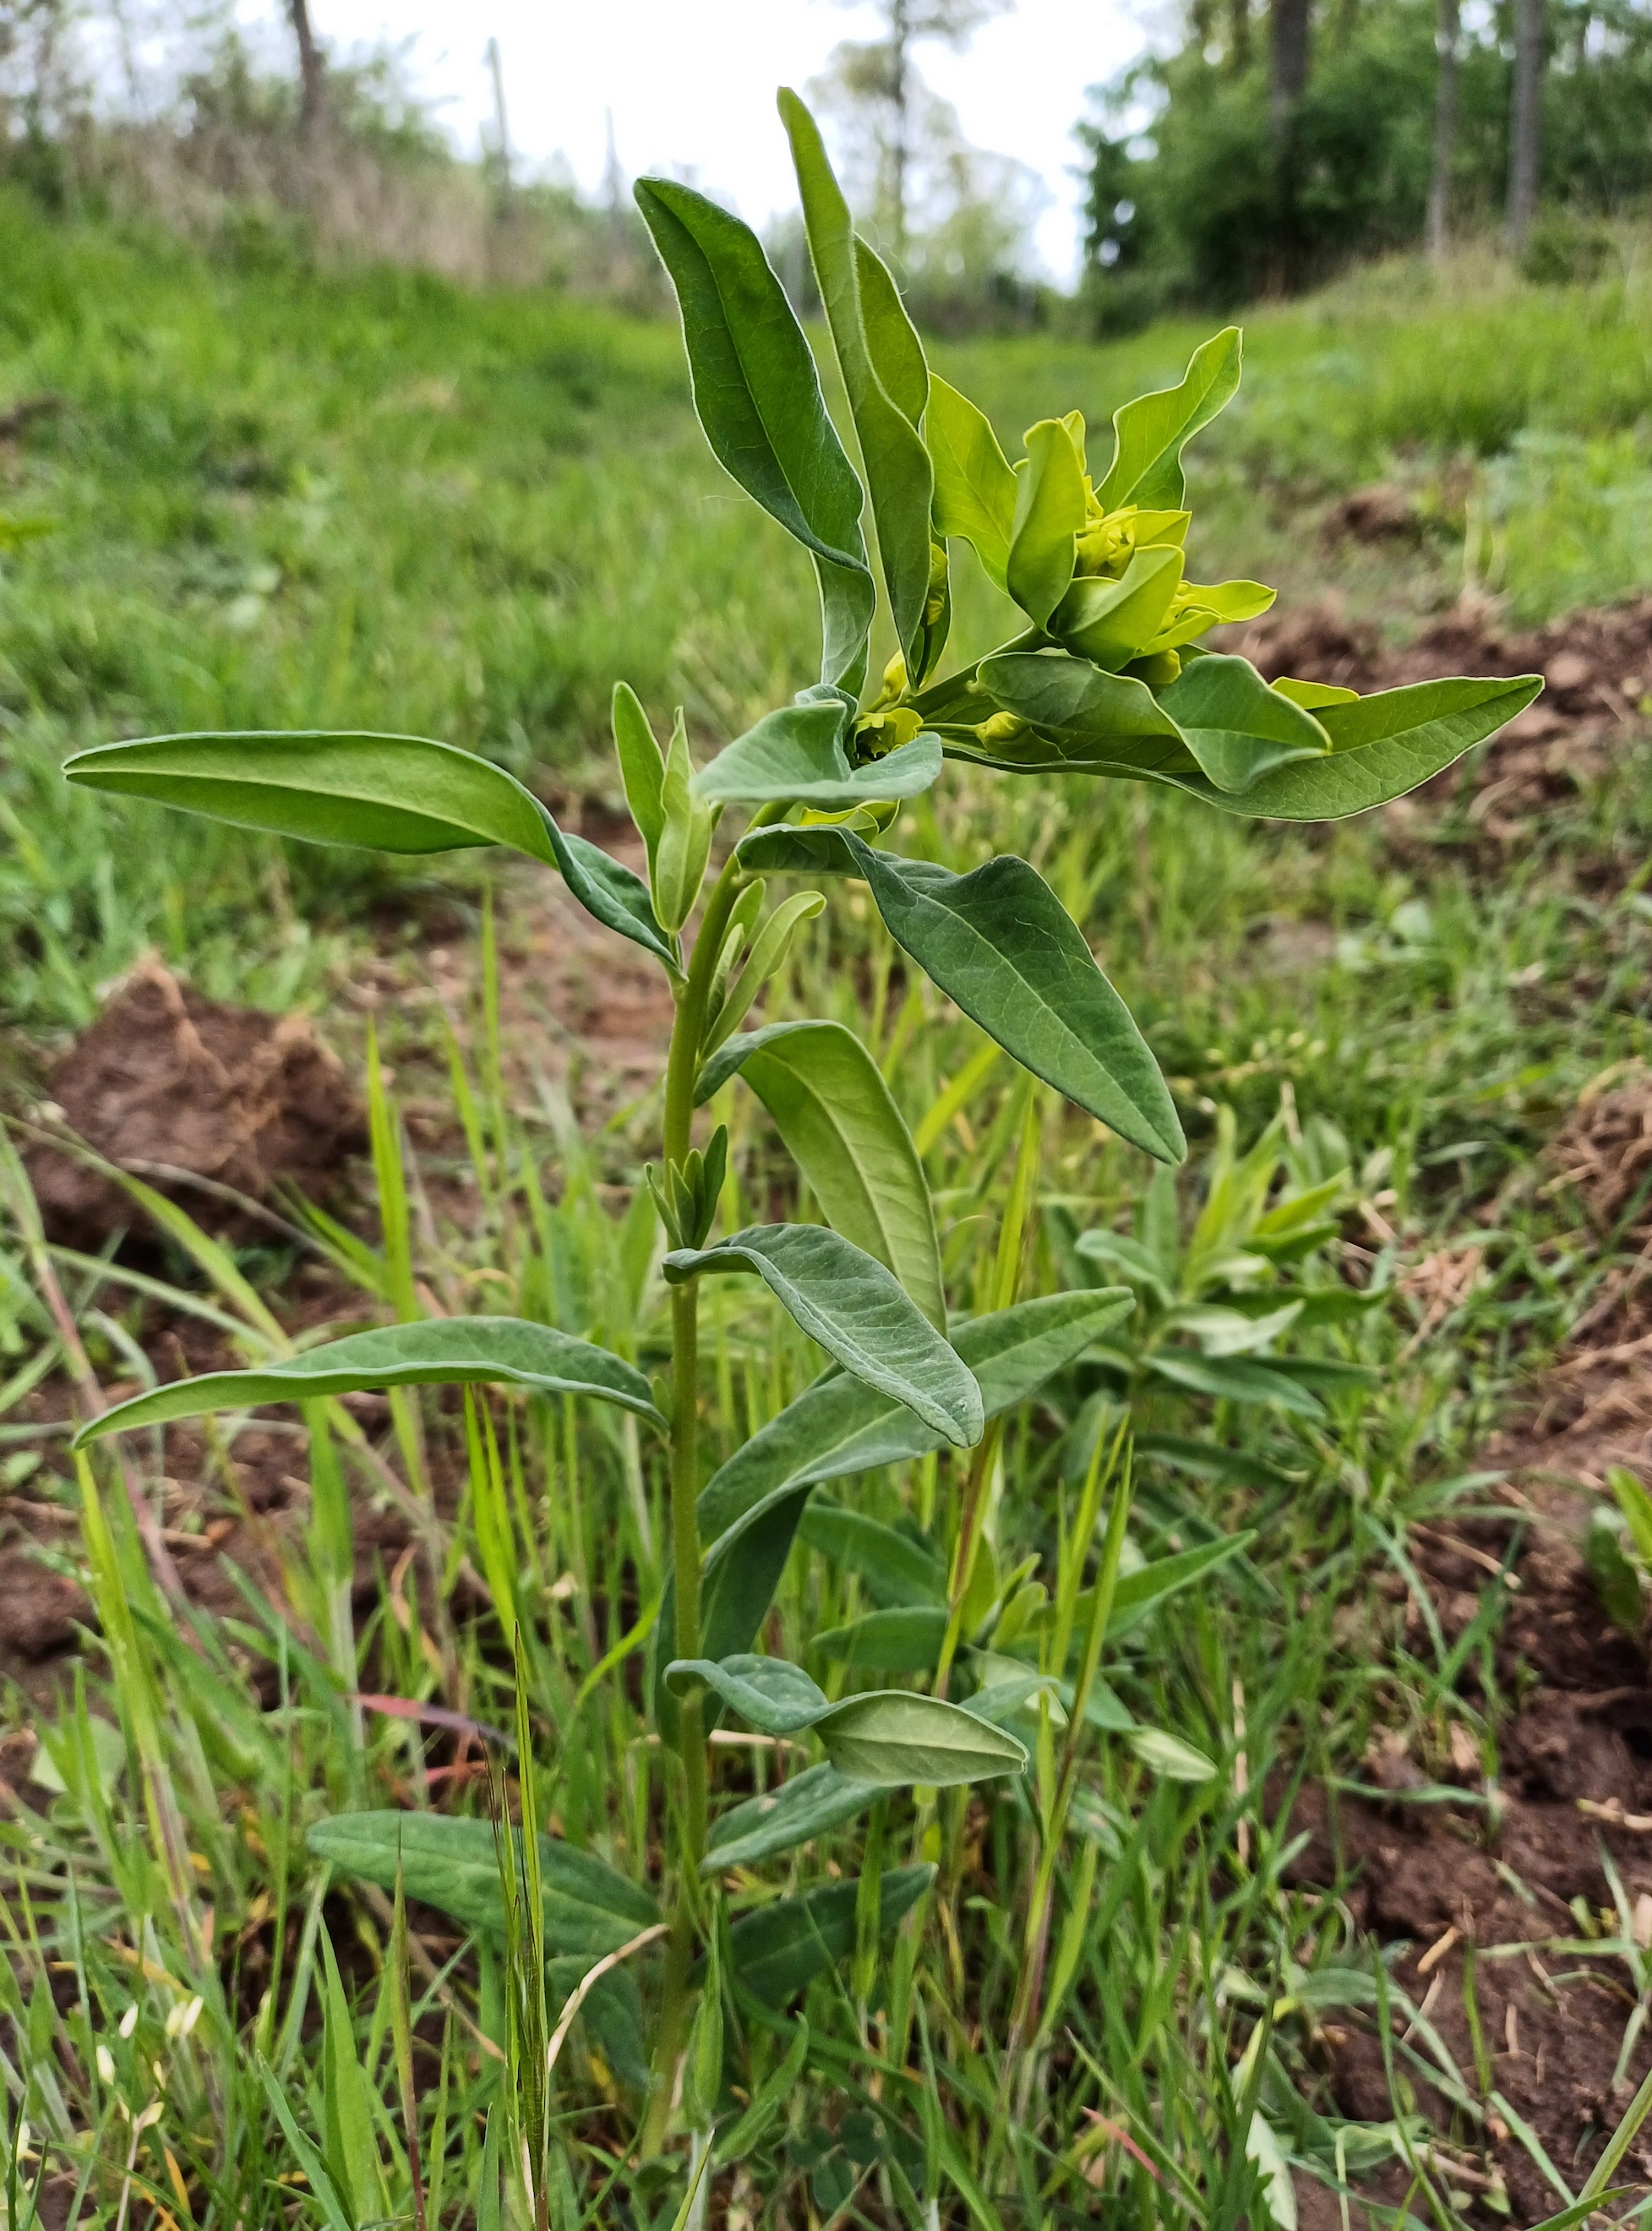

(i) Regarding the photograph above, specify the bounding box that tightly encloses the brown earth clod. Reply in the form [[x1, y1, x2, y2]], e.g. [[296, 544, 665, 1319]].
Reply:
[[22, 954, 366, 1246]]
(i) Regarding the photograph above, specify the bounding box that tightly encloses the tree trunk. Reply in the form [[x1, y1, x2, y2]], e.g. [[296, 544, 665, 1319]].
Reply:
[[889, 0, 910, 254], [1507, 0, 1544, 250], [1426, 0, 1460, 259], [1270, 0, 1311, 138], [287, 0, 324, 137], [1228, 0, 1251, 70]]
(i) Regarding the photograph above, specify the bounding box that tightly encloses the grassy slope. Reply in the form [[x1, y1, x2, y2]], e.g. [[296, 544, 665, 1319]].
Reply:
[[3, 201, 1652, 2228]]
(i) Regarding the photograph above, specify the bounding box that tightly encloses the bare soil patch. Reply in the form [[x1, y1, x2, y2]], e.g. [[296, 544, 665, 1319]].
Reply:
[[1226, 592, 1652, 843], [23, 954, 365, 1246]]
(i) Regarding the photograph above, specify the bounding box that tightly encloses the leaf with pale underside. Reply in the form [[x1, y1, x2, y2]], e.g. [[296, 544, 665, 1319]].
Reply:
[[926, 375, 1017, 589], [703, 1762, 878, 1874], [695, 1019, 945, 1328], [692, 700, 940, 810], [1099, 326, 1241, 511], [306, 1812, 657, 1955], [73, 1317, 665, 1445], [62, 729, 676, 968], [634, 174, 874, 686], [662, 1223, 980, 1447], [736, 825, 1185, 1163], [665, 1653, 1027, 1786], [779, 89, 935, 673]]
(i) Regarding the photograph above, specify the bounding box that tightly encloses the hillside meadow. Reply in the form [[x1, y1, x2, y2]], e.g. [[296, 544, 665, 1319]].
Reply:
[[2, 192, 1652, 2228]]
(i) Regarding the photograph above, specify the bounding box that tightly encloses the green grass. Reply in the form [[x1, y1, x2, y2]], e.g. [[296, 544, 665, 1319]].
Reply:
[[4, 195, 1652, 2229]]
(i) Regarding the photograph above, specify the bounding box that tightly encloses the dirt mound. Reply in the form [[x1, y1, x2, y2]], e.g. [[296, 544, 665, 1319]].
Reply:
[[1284, 1473, 1652, 2225], [24, 955, 365, 1246], [1225, 593, 1652, 841], [1322, 484, 1424, 548]]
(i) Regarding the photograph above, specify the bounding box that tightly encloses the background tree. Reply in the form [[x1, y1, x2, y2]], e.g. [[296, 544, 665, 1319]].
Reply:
[[1426, 0, 1462, 255], [810, 0, 1010, 254], [1506, 0, 1546, 248], [286, 0, 324, 135]]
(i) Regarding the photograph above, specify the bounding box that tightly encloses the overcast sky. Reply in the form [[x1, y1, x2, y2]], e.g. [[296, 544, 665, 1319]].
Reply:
[[241, 1, 1144, 281]]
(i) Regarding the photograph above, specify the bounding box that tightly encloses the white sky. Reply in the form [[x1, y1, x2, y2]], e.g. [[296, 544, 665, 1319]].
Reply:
[[240, 2, 1145, 281]]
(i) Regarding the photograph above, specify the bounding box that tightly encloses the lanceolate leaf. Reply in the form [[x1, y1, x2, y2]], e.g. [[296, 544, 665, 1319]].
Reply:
[[1146, 1348, 1325, 1415], [1105, 1534, 1256, 1641], [854, 237, 928, 428], [74, 1317, 665, 1444], [697, 1287, 1133, 1544], [814, 1606, 949, 1672], [611, 683, 666, 862], [819, 1692, 1026, 1786], [779, 90, 935, 672], [666, 1654, 1026, 1786], [704, 1763, 878, 1874], [737, 826, 1186, 1164], [657, 1287, 1132, 1734], [1099, 326, 1241, 511], [307, 1813, 658, 1956], [692, 701, 940, 810], [1157, 654, 1330, 794], [796, 1503, 946, 1608], [1054, 547, 1183, 669], [725, 1864, 933, 2003], [926, 375, 1017, 589], [695, 1019, 946, 1329], [1007, 418, 1085, 627], [633, 174, 875, 686], [1166, 674, 1543, 821], [62, 730, 676, 968], [662, 1224, 982, 1448]]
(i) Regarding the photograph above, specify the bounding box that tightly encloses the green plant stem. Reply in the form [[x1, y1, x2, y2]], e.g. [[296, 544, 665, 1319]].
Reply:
[[646, 814, 780, 2151]]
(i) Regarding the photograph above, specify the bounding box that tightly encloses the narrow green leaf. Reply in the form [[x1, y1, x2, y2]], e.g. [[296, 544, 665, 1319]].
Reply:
[[1099, 327, 1242, 510], [1157, 653, 1330, 794], [693, 699, 940, 809], [698, 1287, 1134, 1543], [62, 729, 676, 966], [257, 2062, 357, 2231], [305, 1812, 658, 1956], [854, 239, 928, 427], [1167, 674, 1544, 820], [74, 1317, 665, 1445], [796, 1502, 946, 1608], [703, 892, 826, 1059], [705, 1765, 877, 1874], [1105, 1532, 1254, 1641], [779, 89, 935, 670], [715, 2019, 811, 2168], [633, 174, 874, 685], [817, 1692, 1026, 1786], [662, 1223, 982, 1447], [694, 1019, 946, 1329], [546, 1957, 651, 2094], [1146, 1348, 1324, 1414], [63, 728, 556, 859], [611, 683, 666, 863], [815, 1606, 949, 1672], [1053, 547, 1184, 670], [1129, 1726, 1219, 1782], [319, 1929, 387, 2228], [736, 826, 1185, 1164], [1007, 418, 1085, 626], [1609, 1466, 1652, 1567], [926, 375, 1017, 590], [726, 1863, 933, 2003]]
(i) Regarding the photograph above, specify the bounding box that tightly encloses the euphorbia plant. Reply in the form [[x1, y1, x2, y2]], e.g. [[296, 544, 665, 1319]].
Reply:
[[64, 88, 1540, 2206]]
